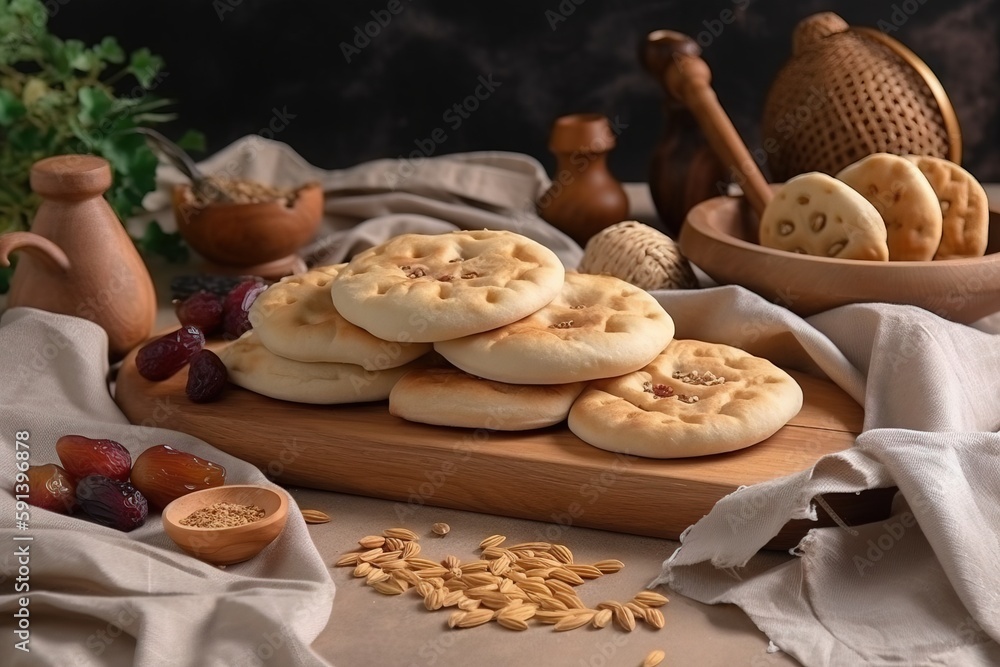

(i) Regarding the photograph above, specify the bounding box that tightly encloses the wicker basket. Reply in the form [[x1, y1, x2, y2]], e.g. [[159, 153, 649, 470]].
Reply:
[[761, 12, 961, 182]]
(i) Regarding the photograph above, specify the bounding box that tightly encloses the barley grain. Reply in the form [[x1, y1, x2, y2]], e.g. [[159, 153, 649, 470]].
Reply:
[[334, 553, 359, 567], [456, 608, 495, 628], [372, 580, 405, 595], [366, 568, 390, 585], [497, 616, 529, 631], [357, 548, 384, 563], [614, 605, 636, 632], [358, 536, 385, 549], [479, 535, 507, 550], [633, 590, 669, 607], [550, 544, 574, 564], [593, 609, 613, 628], [554, 611, 596, 631], [383, 528, 419, 541], [644, 607, 666, 629], [593, 559, 625, 574], [301, 509, 331, 524], [566, 564, 604, 579]]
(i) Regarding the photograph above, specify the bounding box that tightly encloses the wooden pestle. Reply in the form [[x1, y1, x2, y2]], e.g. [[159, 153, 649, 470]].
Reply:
[[659, 33, 773, 218], [642, 30, 729, 237]]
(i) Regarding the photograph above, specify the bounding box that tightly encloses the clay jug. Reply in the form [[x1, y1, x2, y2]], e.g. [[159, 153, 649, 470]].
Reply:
[[0, 155, 156, 360], [537, 113, 629, 247]]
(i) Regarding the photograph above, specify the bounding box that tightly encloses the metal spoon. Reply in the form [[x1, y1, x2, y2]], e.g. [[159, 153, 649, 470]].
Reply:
[[132, 127, 232, 203]]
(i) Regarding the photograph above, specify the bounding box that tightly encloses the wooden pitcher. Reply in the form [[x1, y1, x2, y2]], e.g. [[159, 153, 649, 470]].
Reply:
[[0, 155, 156, 360]]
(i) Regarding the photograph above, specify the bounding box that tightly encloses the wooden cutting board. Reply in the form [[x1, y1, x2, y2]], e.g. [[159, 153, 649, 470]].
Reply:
[[115, 350, 893, 549]]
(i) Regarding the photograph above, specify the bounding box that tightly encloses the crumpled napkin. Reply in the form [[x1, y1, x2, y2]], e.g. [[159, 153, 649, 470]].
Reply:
[[0, 308, 334, 667], [651, 286, 1000, 667]]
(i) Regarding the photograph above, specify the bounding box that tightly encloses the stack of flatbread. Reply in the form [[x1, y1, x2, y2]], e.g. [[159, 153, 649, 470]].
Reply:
[[220, 229, 803, 458]]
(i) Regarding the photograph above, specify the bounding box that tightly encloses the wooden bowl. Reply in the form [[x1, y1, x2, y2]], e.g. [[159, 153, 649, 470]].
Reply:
[[679, 194, 1000, 323], [162, 484, 289, 565], [172, 182, 323, 266]]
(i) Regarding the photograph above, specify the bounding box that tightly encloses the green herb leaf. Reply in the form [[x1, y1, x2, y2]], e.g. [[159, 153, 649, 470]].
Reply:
[[9, 0, 46, 28], [6, 124, 43, 153], [62, 38, 90, 71], [176, 129, 206, 153], [94, 36, 124, 64], [0, 89, 27, 125], [77, 86, 113, 126], [128, 47, 164, 88], [138, 219, 188, 263]]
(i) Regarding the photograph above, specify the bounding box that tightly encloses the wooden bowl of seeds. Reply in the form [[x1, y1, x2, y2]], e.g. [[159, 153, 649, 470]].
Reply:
[[172, 177, 323, 268], [162, 484, 289, 565]]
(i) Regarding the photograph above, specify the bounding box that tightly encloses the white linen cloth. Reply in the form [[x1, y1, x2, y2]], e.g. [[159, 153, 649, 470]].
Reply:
[[5, 135, 997, 666], [0, 308, 333, 667]]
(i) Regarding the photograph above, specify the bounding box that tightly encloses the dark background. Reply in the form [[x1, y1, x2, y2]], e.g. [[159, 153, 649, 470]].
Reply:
[[50, 0, 1000, 183]]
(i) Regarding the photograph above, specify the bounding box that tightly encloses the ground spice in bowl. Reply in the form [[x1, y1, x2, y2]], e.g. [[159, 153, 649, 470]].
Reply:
[[179, 501, 266, 528], [187, 176, 298, 207]]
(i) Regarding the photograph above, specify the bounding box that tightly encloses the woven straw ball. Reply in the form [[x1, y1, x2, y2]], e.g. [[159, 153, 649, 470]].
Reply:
[[578, 221, 697, 290]]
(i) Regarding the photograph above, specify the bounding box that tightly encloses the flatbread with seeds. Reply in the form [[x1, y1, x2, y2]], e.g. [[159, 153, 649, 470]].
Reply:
[[389, 366, 585, 430], [904, 155, 989, 259], [218, 330, 417, 404], [248, 264, 431, 369], [329, 230, 565, 343], [568, 339, 802, 458], [434, 272, 674, 384]]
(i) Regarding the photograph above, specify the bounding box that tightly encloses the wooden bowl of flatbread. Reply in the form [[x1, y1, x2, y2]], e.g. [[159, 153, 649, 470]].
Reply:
[[679, 194, 1000, 324]]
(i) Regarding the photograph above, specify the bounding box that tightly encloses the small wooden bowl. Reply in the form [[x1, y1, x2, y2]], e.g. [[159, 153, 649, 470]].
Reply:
[[679, 194, 1000, 323], [172, 182, 323, 267], [162, 485, 289, 565]]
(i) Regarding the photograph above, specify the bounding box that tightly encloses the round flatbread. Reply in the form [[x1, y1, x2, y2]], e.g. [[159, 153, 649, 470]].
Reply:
[[759, 172, 889, 261], [568, 339, 803, 459], [329, 230, 565, 343], [836, 153, 943, 261], [434, 272, 675, 384], [218, 330, 414, 404], [248, 264, 431, 369], [389, 367, 585, 431], [904, 155, 989, 259]]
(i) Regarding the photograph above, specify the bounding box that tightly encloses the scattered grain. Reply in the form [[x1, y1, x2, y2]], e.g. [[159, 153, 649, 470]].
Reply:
[[593, 559, 625, 574], [383, 527, 419, 541], [633, 591, 669, 607], [593, 609, 613, 628], [300, 509, 331, 524], [334, 553, 359, 567], [479, 534, 507, 550], [358, 535, 386, 549], [554, 611, 596, 631], [643, 607, 666, 629], [614, 605, 636, 632]]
